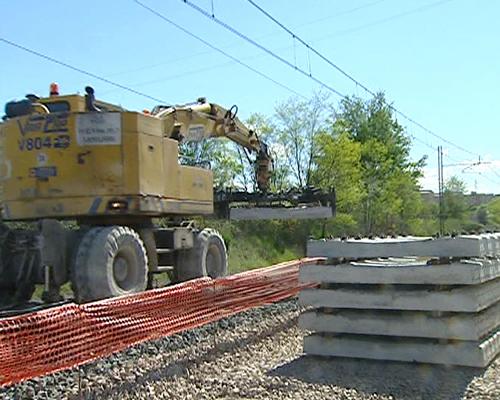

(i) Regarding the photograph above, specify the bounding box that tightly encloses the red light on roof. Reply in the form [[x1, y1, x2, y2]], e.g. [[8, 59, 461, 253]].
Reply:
[[49, 82, 59, 96]]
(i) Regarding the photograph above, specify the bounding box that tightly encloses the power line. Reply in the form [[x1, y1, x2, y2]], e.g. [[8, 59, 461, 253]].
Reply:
[[101, 61, 235, 95], [295, 0, 387, 29], [245, 0, 376, 97], [109, 1, 386, 79], [0, 37, 169, 104], [180, 0, 345, 98], [133, 0, 307, 100], [134, 1, 451, 156], [315, 0, 456, 41], [443, 154, 500, 187], [242, 0, 480, 159]]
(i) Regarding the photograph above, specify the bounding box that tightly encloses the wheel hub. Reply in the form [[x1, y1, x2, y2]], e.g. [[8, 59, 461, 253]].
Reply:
[[113, 256, 129, 283], [206, 244, 222, 278]]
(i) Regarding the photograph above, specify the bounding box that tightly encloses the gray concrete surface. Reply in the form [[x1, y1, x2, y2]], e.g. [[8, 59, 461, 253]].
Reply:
[[307, 234, 500, 259], [299, 278, 500, 312], [299, 258, 500, 285], [299, 300, 500, 340], [230, 206, 333, 220], [303, 329, 500, 367]]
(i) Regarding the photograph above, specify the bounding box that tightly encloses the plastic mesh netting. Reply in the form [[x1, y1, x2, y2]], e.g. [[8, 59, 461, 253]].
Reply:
[[0, 258, 318, 387]]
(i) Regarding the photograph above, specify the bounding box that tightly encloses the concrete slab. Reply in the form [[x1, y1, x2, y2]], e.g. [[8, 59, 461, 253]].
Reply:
[[307, 234, 500, 259], [299, 258, 500, 285], [298, 278, 500, 312], [303, 330, 500, 367], [230, 206, 333, 220], [299, 301, 500, 340]]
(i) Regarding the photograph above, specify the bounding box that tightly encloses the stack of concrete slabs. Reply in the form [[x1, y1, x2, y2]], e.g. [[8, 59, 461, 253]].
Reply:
[[300, 236, 500, 367]]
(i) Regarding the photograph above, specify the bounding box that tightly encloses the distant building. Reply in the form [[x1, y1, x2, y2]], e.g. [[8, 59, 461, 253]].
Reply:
[[468, 192, 499, 207], [420, 190, 500, 207], [420, 190, 439, 204]]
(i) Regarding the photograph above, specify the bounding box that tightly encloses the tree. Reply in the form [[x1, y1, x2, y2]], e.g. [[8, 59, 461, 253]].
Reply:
[[332, 93, 426, 234], [487, 197, 500, 228], [239, 113, 291, 192], [476, 206, 489, 226], [443, 176, 468, 227], [274, 92, 331, 188], [179, 139, 243, 189], [312, 132, 364, 214]]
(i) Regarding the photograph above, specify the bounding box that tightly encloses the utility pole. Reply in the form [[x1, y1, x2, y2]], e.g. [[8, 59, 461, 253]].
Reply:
[[438, 146, 445, 235]]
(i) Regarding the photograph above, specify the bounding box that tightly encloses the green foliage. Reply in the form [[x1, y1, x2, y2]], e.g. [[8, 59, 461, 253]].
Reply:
[[206, 219, 303, 273], [486, 198, 500, 228], [476, 206, 489, 226], [323, 93, 426, 234], [240, 113, 289, 191], [443, 176, 468, 223], [180, 139, 243, 189], [312, 132, 364, 213], [274, 92, 331, 187]]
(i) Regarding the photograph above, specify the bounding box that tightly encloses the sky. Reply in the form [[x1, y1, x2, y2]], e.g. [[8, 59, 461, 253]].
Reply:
[[1, 0, 499, 193]]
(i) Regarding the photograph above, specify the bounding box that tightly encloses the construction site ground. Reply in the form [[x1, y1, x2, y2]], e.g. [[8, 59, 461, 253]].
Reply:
[[1, 299, 498, 400]]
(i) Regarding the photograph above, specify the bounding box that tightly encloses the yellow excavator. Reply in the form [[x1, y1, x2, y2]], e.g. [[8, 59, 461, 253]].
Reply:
[[0, 84, 334, 305]]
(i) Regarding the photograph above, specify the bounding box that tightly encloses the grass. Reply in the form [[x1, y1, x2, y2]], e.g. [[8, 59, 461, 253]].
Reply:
[[205, 219, 306, 274]]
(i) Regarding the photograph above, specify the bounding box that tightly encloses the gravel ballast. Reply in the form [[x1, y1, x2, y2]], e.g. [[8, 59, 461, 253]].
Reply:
[[1, 299, 499, 400]]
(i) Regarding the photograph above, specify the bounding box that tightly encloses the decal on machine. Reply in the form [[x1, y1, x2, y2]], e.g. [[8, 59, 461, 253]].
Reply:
[[29, 166, 57, 179], [37, 152, 48, 166], [76, 113, 121, 145], [17, 112, 69, 136], [18, 135, 70, 151]]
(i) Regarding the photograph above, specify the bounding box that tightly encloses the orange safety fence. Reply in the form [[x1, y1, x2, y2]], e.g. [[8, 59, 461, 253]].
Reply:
[[0, 258, 320, 388]]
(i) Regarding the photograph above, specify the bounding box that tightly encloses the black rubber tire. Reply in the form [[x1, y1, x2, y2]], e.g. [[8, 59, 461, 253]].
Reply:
[[0, 281, 35, 307], [0, 248, 35, 307], [71, 226, 148, 303], [175, 228, 228, 282], [0, 286, 16, 308]]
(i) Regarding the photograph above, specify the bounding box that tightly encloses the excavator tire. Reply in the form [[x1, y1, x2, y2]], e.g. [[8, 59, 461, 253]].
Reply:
[[175, 228, 228, 282], [71, 226, 148, 303], [0, 279, 35, 307], [0, 285, 15, 307], [0, 227, 35, 307]]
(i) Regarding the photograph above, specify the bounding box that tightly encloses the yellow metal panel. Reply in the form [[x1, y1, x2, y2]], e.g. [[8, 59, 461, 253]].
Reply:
[[163, 138, 180, 198], [138, 133, 163, 195], [178, 166, 213, 202], [122, 129, 140, 195], [122, 113, 162, 136], [1, 112, 124, 202]]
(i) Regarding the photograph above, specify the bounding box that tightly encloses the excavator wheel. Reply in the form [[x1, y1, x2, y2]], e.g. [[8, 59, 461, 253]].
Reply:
[[71, 226, 148, 303], [0, 276, 35, 307], [174, 228, 228, 282], [0, 227, 35, 307]]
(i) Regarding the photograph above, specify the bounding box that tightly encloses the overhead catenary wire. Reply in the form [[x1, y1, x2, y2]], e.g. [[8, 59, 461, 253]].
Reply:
[[242, 0, 479, 160], [0, 37, 169, 104], [295, 0, 388, 29], [107, 1, 387, 79], [137, 1, 433, 153], [318, 0, 456, 40], [179, 0, 345, 98], [134, 0, 307, 100], [444, 154, 500, 187]]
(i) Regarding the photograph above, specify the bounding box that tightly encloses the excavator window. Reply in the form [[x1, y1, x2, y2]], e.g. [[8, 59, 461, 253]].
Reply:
[[42, 101, 70, 113]]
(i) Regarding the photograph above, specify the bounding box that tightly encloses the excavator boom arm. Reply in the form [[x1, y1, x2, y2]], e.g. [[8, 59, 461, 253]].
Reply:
[[153, 100, 272, 191]]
